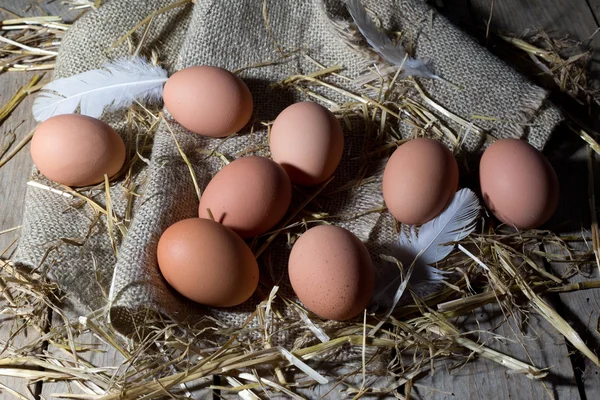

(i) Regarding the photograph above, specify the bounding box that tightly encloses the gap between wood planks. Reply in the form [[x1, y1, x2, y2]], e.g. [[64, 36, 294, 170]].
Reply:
[[585, 0, 600, 27]]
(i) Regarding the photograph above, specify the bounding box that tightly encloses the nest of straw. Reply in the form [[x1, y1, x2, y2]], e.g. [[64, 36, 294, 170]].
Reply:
[[1, 1, 600, 399]]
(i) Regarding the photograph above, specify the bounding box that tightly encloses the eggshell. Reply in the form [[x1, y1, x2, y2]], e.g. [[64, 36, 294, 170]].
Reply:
[[30, 114, 126, 187], [163, 66, 253, 137], [480, 139, 559, 229], [199, 156, 292, 238], [288, 225, 374, 321], [157, 218, 259, 307], [382, 138, 459, 225], [269, 102, 344, 185]]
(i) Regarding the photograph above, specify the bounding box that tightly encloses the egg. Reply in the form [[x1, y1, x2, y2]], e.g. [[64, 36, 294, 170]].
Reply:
[[199, 156, 292, 238], [479, 139, 559, 229], [269, 102, 344, 185], [288, 225, 374, 321], [163, 66, 253, 137], [157, 218, 259, 307], [382, 138, 459, 225], [30, 114, 126, 187]]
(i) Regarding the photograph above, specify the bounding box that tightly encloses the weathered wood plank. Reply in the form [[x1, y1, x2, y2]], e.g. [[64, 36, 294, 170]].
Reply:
[[39, 311, 215, 399], [0, 3, 83, 400], [422, 1, 600, 399], [0, 70, 36, 258], [2, 0, 599, 399], [412, 304, 579, 400], [544, 144, 600, 400], [0, 317, 44, 399], [442, 0, 600, 46], [585, 0, 600, 24]]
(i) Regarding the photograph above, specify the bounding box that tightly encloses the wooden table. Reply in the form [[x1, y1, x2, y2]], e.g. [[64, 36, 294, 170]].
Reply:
[[0, 1, 599, 399]]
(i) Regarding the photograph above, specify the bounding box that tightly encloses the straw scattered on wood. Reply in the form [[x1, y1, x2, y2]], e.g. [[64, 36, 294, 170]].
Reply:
[[0, 14, 70, 72], [0, 75, 42, 125], [0, 128, 35, 169], [499, 32, 600, 155], [500, 33, 599, 107], [0, 3, 599, 399]]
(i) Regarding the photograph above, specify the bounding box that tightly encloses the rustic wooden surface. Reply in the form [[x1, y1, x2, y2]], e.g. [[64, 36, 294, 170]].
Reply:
[[0, 3, 76, 400], [1, 0, 599, 399]]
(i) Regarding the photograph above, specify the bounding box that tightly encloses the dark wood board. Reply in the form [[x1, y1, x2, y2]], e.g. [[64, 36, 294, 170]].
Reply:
[[413, 304, 579, 400], [1, 0, 600, 399], [415, 1, 600, 399]]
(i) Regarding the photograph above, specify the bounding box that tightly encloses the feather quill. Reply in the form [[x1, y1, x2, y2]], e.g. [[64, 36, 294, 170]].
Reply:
[[32, 56, 168, 122], [369, 189, 480, 334], [346, 0, 438, 79]]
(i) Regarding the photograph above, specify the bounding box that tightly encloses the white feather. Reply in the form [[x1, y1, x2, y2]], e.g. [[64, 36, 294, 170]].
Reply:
[[346, 0, 438, 79], [399, 188, 480, 266], [32, 56, 168, 122], [369, 189, 480, 331]]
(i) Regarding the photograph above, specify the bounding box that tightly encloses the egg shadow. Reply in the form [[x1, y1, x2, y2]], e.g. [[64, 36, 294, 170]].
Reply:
[[365, 214, 450, 314], [243, 78, 297, 123], [543, 156, 593, 234], [318, 113, 387, 217]]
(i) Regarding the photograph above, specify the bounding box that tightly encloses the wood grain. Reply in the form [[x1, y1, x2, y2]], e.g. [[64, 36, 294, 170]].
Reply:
[[420, 1, 600, 399], [442, 0, 600, 45], [543, 144, 600, 400], [0, 4, 79, 400], [39, 311, 216, 399], [413, 303, 579, 400], [0, 71, 36, 258], [1, 0, 600, 398]]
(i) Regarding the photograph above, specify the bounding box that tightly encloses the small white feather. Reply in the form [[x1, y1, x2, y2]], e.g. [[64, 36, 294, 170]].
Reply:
[[369, 189, 480, 330], [32, 56, 168, 122], [399, 188, 480, 266], [346, 0, 438, 79]]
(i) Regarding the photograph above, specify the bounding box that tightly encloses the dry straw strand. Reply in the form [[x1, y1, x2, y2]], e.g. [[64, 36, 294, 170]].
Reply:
[[1, 2, 600, 398]]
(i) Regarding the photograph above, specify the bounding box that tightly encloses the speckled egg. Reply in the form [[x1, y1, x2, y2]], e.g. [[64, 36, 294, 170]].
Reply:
[[163, 66, 253, 137], [288, 225, 374, 321], [199, 156, 292, 238], [30, 114, 125, 187], [382, 138, 459, 225], [480, 138, 559, 229], [157, 218, 259, 307], [269, 102, 344, 185]]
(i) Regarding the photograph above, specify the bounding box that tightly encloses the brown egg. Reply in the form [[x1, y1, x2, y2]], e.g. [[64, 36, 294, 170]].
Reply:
[[163, 66, 253, 137], [30, 114, 125, 187], [269, 102, 344, 185], [199, 156, 292, 238], [157, 218, 259, 307], [288, 225, 374, 321], [480, 139, 559, 229], [382, 138, 459, 225]]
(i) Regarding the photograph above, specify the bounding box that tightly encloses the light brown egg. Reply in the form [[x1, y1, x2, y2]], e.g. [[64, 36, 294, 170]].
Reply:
[[30, 114, 125, 187], [480, 139, 559, 229], [382, 138, 458, 225], [269, 102, 344, 185], [288, 225, 374, 321], [199, 156, 292, 238], [157, 218, 259, 307], [163, 66, 253, 137]]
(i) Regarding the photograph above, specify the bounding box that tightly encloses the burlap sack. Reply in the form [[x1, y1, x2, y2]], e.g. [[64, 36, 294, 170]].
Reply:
[[15, 0, 561, 339]]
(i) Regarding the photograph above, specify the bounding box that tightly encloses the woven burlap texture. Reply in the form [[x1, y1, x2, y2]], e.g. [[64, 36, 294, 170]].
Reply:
[[15, 0, 562, 336]]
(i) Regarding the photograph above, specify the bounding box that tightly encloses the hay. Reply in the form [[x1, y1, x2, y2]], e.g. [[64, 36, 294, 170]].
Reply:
[[499, 33, 599, 107], [0, 2, 599, 399], [500, 32, 600, 156], [0, 14, 70, 72]]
